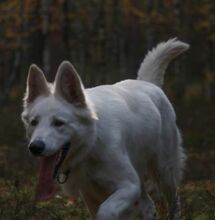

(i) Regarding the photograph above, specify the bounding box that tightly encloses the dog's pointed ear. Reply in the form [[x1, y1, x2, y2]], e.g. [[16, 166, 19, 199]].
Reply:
[[54, 61, 86, 107], [24, 64, 50, 104]]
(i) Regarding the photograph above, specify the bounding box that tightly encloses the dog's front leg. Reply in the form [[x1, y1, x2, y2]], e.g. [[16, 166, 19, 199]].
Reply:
[[96, 183, 141, 220]]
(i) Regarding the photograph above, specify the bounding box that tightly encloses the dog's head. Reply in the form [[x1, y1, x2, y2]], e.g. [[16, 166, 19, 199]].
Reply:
[[22, 61, 97, 158], [22, 61, 98, 200]]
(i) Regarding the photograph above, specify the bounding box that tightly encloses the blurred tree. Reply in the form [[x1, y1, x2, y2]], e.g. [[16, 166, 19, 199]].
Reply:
[[125, 0, 142, 77], [0, 0, 214, 101]]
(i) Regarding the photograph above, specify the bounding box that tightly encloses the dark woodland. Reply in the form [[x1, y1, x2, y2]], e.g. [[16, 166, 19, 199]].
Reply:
[[0, 0, 215, 219]]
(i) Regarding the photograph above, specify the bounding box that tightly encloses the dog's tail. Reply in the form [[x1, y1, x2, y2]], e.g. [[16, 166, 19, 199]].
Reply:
[[137, 38, 189, 87]]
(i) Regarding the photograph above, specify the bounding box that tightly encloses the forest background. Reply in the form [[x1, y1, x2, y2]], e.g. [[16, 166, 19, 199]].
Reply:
[[0, 0, 215, 219]]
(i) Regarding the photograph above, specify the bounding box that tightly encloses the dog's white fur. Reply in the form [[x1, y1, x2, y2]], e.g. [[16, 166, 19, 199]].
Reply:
[[22, 38, 189, 220]]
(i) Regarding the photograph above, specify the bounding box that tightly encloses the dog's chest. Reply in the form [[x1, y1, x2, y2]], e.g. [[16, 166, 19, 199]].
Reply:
[[81, 175, 111, 207], [62, 160, 112, 203]]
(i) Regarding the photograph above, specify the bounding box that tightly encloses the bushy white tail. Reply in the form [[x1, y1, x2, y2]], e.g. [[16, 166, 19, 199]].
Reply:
[[137, 38, 190, 87]]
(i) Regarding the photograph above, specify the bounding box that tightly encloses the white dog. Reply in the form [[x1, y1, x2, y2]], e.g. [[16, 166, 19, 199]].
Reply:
[[22, 38, 189, 220]]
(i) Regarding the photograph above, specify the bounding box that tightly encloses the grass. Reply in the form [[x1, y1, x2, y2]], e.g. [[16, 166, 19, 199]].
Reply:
[[0, 177, 215, 219]]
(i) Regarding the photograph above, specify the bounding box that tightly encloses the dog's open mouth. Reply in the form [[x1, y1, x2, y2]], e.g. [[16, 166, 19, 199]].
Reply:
[[35, 142, 70, 201]]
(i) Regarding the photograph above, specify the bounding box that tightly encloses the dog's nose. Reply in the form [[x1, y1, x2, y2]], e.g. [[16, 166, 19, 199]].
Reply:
[[29, 140, 45, 156]]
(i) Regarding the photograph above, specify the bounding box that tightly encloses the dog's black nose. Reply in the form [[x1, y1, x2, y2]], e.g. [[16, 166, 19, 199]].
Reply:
[[29, 140, 45, 156]]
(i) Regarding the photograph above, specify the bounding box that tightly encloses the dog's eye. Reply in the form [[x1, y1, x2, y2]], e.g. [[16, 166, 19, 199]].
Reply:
[[53, 119, 65, 127], [30, 119, 38, 127]]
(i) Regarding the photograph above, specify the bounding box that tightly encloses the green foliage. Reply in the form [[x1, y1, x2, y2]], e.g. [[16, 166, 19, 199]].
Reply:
[[0, 178, 90, 220], [181, 181, 215, 220], [0, 178, 215, 219]]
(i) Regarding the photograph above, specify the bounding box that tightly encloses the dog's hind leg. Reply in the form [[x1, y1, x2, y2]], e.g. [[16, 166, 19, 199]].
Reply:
[[169, 194, 181, 220], [158, 165, 181, 220], [161, 182, 181, 220], [158, 127, 184, 219]]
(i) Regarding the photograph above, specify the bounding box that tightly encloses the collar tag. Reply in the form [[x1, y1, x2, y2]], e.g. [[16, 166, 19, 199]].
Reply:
[[56, 170, 70, 184]]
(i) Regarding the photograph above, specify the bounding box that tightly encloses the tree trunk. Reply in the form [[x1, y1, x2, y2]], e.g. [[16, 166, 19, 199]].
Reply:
[[145, 0, 154, 50], [127, 0, 142, 77], [41, 0, 51, 78], [48, 0, 66, 81], [206, 40, 215, 100], [173, 0, 185, 99]]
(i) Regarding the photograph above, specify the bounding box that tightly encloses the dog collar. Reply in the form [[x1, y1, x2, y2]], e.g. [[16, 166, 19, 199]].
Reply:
[[53, 142, 71, 184]]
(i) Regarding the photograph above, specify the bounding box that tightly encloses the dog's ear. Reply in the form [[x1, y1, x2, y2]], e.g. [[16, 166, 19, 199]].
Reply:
[[24, 64, 50, 104], [54, 61, 86, 107]]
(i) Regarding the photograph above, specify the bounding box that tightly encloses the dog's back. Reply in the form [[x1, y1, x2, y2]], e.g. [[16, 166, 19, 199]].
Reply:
[[87, 77, 184, 182]]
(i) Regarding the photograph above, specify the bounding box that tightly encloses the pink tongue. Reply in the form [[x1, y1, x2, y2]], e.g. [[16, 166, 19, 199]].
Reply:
[[35, 154, 58, 201]]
